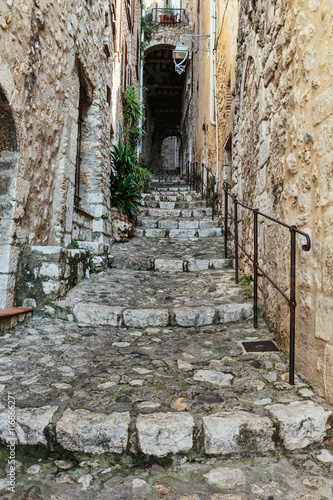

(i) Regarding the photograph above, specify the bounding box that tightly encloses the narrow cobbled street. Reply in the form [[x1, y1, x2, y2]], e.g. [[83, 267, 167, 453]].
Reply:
[[0, 177, 333, 499]]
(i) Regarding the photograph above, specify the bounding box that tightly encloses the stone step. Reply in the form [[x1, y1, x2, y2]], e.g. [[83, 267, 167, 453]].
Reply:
[[138, 218, 220, 229], [109, 237, 230, 271], [55, 269, 251, 327], [139, 199, 207, 209], [143, 207, 213, 218], [135, 228, 223, 238], [142, 191, 202, 202], [110, 256, 229, 272], [1, 319, 331, 461], [149, 186, 191, 192], [3, 399, 330, 459], [0, 307, 33, 333]]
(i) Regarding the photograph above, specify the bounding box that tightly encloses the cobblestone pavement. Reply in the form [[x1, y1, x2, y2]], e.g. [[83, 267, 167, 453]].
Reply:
[[0, 179, 333, 499]]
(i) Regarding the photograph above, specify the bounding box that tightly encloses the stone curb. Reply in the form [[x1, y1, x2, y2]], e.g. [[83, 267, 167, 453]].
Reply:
[[0, 404, 331, 458], [71, 302, 254, 327]]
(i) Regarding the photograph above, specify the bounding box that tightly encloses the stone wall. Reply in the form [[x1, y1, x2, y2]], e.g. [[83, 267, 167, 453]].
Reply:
[[192, 0, 239, 204], [0, 0, 141, 308], [232, 0, 333, 403]]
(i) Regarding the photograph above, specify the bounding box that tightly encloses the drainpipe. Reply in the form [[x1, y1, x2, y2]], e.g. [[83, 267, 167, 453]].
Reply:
[[210, 0, 220, 188], [139, 5, 145, 157]]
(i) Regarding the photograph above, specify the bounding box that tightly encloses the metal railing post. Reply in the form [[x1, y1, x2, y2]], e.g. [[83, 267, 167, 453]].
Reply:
[[289, 226, 297, 385], [254, 209, 258, 329], [212, 177, 215, 221], [234, 199, 239, 284], [201, 164, 204, 200], [224, 184, 228, 259]]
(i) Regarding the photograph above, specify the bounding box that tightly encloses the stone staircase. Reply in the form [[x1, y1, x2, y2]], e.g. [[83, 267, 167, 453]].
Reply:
[[0, 176, 333, 498]]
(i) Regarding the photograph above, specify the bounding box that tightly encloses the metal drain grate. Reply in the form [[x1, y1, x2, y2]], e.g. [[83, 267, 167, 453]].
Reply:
[[242, 340, 279, 353]]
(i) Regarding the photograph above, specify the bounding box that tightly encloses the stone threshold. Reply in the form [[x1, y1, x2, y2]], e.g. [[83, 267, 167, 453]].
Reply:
[[0, 307, 33, 333]]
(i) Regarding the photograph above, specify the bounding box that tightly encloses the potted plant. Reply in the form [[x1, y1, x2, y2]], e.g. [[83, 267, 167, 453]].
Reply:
[[159, 6, 177, 23]]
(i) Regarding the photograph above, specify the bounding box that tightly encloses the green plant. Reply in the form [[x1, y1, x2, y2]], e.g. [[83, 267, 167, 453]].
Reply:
[[110, 172, 141, 219], [123, 86, 145, 148], [110, 139, 138, 176], [68, 239, 79, 249], [132, 166, 153, 192], [162, 6, 176, 19], [141, 11, 159, 46], [240, 273, 252, 286]]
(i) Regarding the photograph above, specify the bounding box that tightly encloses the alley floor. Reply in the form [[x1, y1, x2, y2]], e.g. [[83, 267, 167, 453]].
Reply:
[[0, 178, 333, 499]]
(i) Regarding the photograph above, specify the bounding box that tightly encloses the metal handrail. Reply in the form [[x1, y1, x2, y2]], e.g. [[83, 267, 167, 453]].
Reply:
[[201, 164, 216, 220], [150, 7, 189, 25], [223, 182, 311, 385]]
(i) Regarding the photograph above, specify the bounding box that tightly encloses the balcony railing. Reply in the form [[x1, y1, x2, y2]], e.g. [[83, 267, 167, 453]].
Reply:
[[150, 8, 189, 26]]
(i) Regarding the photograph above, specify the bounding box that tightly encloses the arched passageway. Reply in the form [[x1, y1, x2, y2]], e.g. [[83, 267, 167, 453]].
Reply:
[[0, 86, 19, 308], [142, 45, 186, 173]]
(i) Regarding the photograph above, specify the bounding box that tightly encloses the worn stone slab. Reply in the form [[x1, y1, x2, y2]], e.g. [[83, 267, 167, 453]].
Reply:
[[174, 306, 216, 326], [136, 412, 194, 457], [56, 409, 130, 454], [144, 229, 166, 238], [203, 411, 275, 455], [194, 370, 233, 386], [178, 220, 199, 229], [267, 401, 332, 450], [155, 259, 184, 272], [0, 406, 58, 445], [169, 229, 197, 238], [218, 303, 253, 322], [187, 259, 210, 271], [73, 303, 123, 326], [210, 259, 229, 269], [204, 467, 246, 488], [123, 308, 169, 327], [198, 228, 222, 238], [158, 220, 178, 229]]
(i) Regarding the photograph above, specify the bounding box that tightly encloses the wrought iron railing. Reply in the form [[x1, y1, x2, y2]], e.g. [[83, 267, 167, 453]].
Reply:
[[223, 182, 311, 385], [150, 7, 189, 25]]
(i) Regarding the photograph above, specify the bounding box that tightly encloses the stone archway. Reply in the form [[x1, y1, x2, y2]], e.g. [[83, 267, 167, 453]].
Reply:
[[0, 86, 19, 308]]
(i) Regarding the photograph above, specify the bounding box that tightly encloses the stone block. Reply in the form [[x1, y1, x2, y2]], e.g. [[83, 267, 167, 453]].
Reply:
[[324, 344, 333, 405], [174, 306, 216, 326], [77, 241, 105, 255], [144, 229, 166, 238], [0, 406, 58, 445], [210, 259, 229, 269], [39, 263, 61, 279], [193, 208, 212, 217], [136, 412, 194, 457], [179, 220, 199, 229], [218, 303, 253, 323], [203, 411, 275, 454], [73, 302, 123, 326], [267, 401, 332, 450], [313, 88, 333, 126], [169, 229, 196, 238], [315, 297, 333, 343], [155, 259, 184, 272], [198, 228, 222, 238], [56, 409, 130, 454], [141, 219, 156, 228], [199, 220, 218, 228], [123, 308, 169, 327], [187, 259, 209, 271], [30, 246, 62, 260], [158, 220, 178, 229], [159, 202, 175, 209], [181, 209, 192, 217]]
